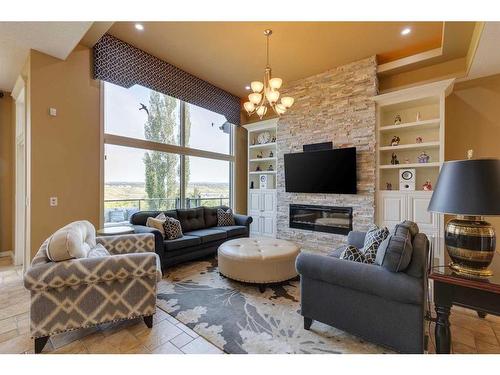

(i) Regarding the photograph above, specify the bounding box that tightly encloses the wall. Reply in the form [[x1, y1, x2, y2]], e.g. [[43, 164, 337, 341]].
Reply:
[[0, 93, 14, 254], [276, 56, 378, 253], [445, 73, 500, 232], [29, 45, 101, 256], [234, 125, 247, 213]]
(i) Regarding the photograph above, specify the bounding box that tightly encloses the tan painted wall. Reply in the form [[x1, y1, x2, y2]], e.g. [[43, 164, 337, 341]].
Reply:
[[234, 125, 247, 214], [0, 93, 14, 253], [445, 73, 500, 232], [29, 45, 101, 256]]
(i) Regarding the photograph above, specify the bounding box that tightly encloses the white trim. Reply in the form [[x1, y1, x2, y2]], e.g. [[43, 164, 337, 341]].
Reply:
[[0, 251, 14, 260], [377, 48, 443, 74], [373, 78, 455, 106], [104, 134, 235, 162]]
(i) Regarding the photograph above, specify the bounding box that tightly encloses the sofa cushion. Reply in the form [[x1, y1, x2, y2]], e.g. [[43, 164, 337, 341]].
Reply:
[[87, 244, 110, 258], [130, 210, 177, 226], [146, 213, 167, 237], [395, 220, 419, 239], [177, 207, 206, 232], [375, 231, 413, 272], [217, 208, 235, 226], [163, 235, 201, 252], [340, 245, 368, 263], [204, 206, 229, 228], [328, 246, 345, 258], [184, 229, 227, 243], [215, 225, 247, 237], [47, 221, 96, 262], [163, 216, 183, 240]]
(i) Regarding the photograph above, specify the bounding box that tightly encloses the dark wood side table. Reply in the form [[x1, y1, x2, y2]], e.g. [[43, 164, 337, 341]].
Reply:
[[429, 252, 500, 353]]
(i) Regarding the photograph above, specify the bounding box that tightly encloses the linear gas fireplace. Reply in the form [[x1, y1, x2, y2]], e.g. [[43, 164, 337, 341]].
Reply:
[[289, 204, 353, 235]]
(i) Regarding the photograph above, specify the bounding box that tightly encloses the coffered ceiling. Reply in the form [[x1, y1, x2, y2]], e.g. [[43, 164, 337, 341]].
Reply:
[[107, 21, 476, 97]]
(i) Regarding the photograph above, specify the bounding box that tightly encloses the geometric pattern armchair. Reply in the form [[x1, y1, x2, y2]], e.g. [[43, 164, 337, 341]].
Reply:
[[24, 230, 161, 353]]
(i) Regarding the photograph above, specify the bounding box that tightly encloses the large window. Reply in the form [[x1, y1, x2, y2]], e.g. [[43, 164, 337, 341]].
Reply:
[[103, 82, 234, 226]]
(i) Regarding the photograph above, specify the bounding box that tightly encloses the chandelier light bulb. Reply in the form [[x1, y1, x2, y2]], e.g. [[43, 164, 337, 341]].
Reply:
[[266, 90, 280, 103], [256, 106, 267, 117], [269, 77, 283, 90], [248, 92, 262, 105], [243, 101, 255, 113], [250, 81, 264, 93], [281, 97, 294, 108], [275, 103, 287, 115]]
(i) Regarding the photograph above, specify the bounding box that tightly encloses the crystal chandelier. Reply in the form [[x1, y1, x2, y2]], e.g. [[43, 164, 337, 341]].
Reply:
[[243, 29, 294, 119]]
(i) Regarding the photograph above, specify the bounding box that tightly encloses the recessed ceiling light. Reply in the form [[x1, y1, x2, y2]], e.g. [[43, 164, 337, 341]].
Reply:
[[135, 23, 144, 31], [245, 86, 251, 90], [401, 27, 411, 36]]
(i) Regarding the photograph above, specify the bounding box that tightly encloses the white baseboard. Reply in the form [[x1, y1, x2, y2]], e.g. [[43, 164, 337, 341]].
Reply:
[[0, 250, 14, 260]]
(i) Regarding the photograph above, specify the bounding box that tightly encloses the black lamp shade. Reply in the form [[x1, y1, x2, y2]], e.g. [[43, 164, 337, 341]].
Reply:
[[428, 159, 500, 216]]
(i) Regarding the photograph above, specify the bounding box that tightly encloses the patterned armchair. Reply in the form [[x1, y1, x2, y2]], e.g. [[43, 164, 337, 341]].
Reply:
[[24, 227, 161, 353]]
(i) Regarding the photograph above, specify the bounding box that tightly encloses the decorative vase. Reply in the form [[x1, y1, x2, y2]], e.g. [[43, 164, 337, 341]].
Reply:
[[445, 216, 496, 277]]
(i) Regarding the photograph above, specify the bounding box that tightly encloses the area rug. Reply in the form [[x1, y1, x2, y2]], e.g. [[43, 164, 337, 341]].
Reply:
[[156, 257, 390, 354]]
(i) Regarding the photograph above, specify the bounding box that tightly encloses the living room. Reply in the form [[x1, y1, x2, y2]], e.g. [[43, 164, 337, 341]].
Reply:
[[1, 1, 500, 372]]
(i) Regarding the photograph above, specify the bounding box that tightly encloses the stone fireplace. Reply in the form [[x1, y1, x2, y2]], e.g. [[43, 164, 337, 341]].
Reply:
[[276, 56, 378, 253]]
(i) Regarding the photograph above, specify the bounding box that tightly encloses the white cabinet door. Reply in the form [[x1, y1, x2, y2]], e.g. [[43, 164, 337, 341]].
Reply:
[[261, 216, 275, 237], [378, 193, 406, 230], [407, 195, 436, 231], [262, 191, 275, 213], [249, 191, 262, 212], [248, 212, 261, 236]]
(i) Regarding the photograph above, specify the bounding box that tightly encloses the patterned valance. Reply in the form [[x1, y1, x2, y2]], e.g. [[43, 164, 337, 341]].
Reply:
[[93, 34, 241, 125]]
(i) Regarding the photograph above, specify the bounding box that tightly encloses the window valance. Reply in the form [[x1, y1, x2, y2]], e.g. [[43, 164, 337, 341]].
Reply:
[[93, 34, 241, 125]]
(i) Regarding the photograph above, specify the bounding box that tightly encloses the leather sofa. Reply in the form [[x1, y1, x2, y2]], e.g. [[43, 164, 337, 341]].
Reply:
[[130, 206, 252, 268], [296, 226, 429, 353]]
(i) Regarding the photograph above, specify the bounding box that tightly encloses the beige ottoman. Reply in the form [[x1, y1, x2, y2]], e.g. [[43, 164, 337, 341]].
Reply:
[[218, 237, 300, 291]]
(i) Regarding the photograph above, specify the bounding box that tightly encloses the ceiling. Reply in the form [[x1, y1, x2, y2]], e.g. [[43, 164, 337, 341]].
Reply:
[[0, 22, 92, 91], [467, 22, 500, 80], [108, 22, 449, 98]]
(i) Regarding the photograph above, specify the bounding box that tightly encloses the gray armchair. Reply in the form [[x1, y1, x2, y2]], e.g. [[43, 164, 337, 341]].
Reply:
[[296, 230, 429, 353]]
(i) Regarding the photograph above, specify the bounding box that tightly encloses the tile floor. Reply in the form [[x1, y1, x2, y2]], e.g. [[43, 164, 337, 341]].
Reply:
[[1, 255, 499, 354]]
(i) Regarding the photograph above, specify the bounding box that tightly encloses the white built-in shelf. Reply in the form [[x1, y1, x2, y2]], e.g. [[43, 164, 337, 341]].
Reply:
[[249, 142, 276, 149], [379, 118, 440, 132], [379, 141, 440, 151], [249, 157, 276, 162], [379, 162, 441, 169], [249, 171, 276, 175]]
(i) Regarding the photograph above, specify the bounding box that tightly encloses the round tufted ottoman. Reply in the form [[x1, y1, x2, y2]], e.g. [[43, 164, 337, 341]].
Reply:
[[218, 237, 300, 291]]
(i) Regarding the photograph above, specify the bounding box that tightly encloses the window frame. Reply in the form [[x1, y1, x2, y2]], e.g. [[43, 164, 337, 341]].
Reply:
[[100, 82, 235, 226]]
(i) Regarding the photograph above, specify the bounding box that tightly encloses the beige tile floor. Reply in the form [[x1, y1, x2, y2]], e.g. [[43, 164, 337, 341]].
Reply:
[[1, 255, 499, 354]]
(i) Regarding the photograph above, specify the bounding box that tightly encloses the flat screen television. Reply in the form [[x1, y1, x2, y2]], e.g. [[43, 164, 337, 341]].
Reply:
[[284, 147, 357, 194]]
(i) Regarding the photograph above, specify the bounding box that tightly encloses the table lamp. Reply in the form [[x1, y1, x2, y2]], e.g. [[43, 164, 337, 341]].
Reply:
[[428, 154, 500, 277]]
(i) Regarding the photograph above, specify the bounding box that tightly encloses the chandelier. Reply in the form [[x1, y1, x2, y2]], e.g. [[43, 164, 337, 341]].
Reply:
[[243, 29, 294, 119]]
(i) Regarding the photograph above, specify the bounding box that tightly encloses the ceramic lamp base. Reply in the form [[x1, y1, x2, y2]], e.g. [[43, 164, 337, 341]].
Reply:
[[445, 216, 496, 278]]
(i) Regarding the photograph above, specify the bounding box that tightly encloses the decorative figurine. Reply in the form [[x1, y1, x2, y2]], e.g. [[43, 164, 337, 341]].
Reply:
[[391, 153, 400, 165], [390, 136, 400, 146], [394, 115, 402, 125], [268, 164, 274, 171], [257, 131, 271, 145], [416, 111, 421, 122], [250, 181, 254, 189], [251, 138, 256, 146], [256, 151, 263, 159], [418, 151, 430, 163], [256, 165, 262, 172], [271, 136, 276, 143], [415, 136, 423, 144], [269, 151, 274, 158], [404, 158, 410, 164], [386, 182, 393, 190], [422, 180, 432, 191]]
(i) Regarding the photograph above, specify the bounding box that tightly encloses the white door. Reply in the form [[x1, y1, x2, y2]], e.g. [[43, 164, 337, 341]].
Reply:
[[407, 194, 436, 232]]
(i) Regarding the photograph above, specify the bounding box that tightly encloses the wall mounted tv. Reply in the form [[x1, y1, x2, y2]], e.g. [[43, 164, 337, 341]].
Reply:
[[284, 147, 357, 194]]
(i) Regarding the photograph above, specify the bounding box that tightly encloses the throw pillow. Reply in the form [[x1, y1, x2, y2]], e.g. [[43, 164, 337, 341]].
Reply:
[[340, 245, 368, 263], [87, 244, 110, 258], [217, 208, 235, 226], [375, 232, 413, 272], [163, 216, 183, 240], [146, 213, 167, 237], [362, 225, 389, 263]]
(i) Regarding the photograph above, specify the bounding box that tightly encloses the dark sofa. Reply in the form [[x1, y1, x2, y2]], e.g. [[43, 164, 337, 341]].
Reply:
[[296, 229, 429, 353], [130, 206, 252, 268]]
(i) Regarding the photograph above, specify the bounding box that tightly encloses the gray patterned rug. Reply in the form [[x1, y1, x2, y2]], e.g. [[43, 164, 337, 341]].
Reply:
[[156, 257, 389, 354]]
